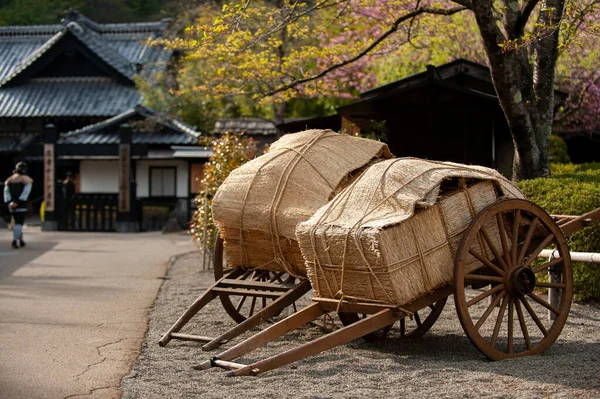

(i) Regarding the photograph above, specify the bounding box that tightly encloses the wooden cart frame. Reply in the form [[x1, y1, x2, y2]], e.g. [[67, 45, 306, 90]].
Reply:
[[159, 237, 443, 350], [196, 199, 600, 376], [159, 237, 311, 350]]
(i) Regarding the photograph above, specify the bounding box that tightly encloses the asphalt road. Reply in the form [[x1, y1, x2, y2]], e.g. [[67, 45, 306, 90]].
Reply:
[[0, 226, 194, 399]]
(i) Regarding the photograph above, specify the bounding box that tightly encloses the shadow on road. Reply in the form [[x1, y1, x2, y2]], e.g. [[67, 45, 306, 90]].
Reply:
[[0, 240, 58, 279]]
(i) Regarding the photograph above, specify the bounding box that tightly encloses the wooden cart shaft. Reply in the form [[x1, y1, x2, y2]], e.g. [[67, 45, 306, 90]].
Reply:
[[195, 286, 453, 375], [554, 206, 600, 237]]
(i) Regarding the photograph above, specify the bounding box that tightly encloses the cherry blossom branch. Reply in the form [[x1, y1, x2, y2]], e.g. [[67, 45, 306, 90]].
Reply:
[[264, 4, 468, 96]]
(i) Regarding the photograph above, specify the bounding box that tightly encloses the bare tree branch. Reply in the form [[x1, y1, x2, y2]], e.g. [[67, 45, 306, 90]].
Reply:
[[515, 0, 539, 36], [237, 0, 346, 53], [449, 0, 472, 9], [263, 5, 468, 96], [501, 0, 520, 39]]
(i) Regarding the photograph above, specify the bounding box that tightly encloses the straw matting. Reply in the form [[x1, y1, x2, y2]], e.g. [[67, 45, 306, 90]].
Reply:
[[296, 158, 524, 305], [212, 130, 392, 277]]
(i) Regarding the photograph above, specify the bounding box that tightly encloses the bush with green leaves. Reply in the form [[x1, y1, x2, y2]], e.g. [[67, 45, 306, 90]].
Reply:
[[518, 163, 600, 301], [189, 134, 257, 250], [549, 135, 571, 163]]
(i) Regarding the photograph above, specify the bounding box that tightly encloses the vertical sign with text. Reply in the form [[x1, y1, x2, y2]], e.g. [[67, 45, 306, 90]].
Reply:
[[118, 143, 130, 213], [43, 143, 55, 212]]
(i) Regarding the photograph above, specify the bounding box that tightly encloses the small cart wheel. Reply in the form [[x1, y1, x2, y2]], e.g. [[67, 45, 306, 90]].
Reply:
[[338, 298, 447, 342], [214, 235, 297, 323], [454, 199, 573, 360]]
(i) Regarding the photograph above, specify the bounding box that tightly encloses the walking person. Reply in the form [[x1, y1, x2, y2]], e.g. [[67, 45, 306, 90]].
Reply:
[[4, 162, 33, 249], [62, 171, 75, 199], [61, 171, 76, 229]]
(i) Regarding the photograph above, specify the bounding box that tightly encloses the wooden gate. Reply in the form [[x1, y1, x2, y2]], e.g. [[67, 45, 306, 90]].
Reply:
[[59, 194, 117, 232]]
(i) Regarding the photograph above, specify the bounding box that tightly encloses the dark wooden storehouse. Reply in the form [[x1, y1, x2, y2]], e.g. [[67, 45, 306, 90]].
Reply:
[[336, 59, 565, 173]]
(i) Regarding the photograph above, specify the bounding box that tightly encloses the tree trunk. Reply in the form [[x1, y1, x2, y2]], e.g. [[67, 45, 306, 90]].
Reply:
[[469, 0, 564, 181]]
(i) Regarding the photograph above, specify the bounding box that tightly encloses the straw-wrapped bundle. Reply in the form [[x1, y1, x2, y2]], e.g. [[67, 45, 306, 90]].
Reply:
[[212, 129, 393, 277], [296, 158, 524, 306]]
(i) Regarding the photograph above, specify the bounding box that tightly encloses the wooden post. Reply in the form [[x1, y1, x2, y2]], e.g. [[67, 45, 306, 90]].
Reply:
[[341, 117, 361, 136], [202, 191, 209, 270], [115, 124, 138, 232], [41, 124, 58, 231]]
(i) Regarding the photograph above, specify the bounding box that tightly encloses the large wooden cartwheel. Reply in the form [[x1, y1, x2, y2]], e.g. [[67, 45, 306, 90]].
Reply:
[[337, 299, 447, 342], [213, 236, 299, 323], [454, 199, 573, 360]]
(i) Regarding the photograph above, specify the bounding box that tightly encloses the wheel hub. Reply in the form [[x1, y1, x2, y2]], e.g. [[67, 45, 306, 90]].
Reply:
[[508, 267, 536, 296]]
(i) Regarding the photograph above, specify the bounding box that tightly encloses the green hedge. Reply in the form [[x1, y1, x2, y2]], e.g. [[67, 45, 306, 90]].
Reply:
[[549, 135, 571, 163], [517, 163, 600, 301]]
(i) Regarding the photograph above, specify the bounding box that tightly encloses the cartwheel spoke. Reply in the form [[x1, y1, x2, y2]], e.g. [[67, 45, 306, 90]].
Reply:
[[496, 212, 512, 268], [520, 297, 548, 337], [507, 298, 514, 354], [467, 283, 505, 307], [248, 296, 257, 316], [528, 292, 561, 315], [511, 209, 521, 267], [469, 249, 505, 277], [475, 290, 506, 330], [532, 257, 563, 274], [414, 312, 422, 327], [269, 272, 283, 283], [480, 227, 510, 271], [465, 274, 504, 283], [235, 295, 248, 312], [536, 282, 566, 289], [515, 299, 532, 351], [517, 217, 539, 268], [523, 235, 555, 269], [491, 296, 509, 347], [400, 318, 406, 337]]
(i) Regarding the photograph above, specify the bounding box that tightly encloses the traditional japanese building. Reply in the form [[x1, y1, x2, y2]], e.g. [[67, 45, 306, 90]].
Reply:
[[335, 59, 566, 173], [0, 10, 207, 232]]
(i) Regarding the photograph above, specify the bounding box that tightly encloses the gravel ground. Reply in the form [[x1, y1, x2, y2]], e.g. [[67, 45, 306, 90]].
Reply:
[[122, 252, 600, 399]]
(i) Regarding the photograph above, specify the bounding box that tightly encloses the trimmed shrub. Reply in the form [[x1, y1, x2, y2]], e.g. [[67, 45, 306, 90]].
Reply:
[[189, 134, 257, 249], [549, 135, 571, 163], [518, 163, 600, 301]]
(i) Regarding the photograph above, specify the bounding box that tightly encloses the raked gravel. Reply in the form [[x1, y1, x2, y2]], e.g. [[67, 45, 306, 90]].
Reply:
[[121, 252, 600, 399]]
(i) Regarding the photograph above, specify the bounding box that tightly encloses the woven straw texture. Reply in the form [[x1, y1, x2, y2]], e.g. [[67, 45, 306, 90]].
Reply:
[[296, 158, 524, 305], [212, 129, 392, 277]]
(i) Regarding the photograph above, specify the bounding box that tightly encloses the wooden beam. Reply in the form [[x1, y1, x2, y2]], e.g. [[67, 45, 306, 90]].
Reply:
[[228, 308, 402, 376], [194, 302, 327, 370], [219, 278, 297, 291], [202, 279, 311, 351], [559, 208, 600, 237]]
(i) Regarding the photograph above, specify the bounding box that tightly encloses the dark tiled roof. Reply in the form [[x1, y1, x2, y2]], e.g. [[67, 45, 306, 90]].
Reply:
[[59, 130, 198, 145], [0, 132, 37, 152], [0, 22, 139, 87], [0, 10, 172, 115], [214, 118, 278, 136], [65, 21, 136, 82], [59, 105, 201, 145], [0, 77, 141, 117]]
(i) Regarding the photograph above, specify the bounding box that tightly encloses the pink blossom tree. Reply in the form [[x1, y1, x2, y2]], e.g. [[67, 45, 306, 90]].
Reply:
[[159, 0, 600, 180]]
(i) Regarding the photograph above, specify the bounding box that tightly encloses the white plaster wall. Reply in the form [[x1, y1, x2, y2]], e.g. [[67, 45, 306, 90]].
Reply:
[[136, 160, 189, 198], [79, 160, 119, 193]]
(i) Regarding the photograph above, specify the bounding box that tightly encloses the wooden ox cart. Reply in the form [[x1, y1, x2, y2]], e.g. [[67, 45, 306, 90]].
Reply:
[[195, 191, 599, 375], [159, 130, 392, 350]]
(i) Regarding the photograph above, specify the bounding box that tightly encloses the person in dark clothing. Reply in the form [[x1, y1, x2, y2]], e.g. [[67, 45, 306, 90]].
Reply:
[[62, 171, 75, 199], [61, 171, 76, 229], [4, 162, 33, 249]]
